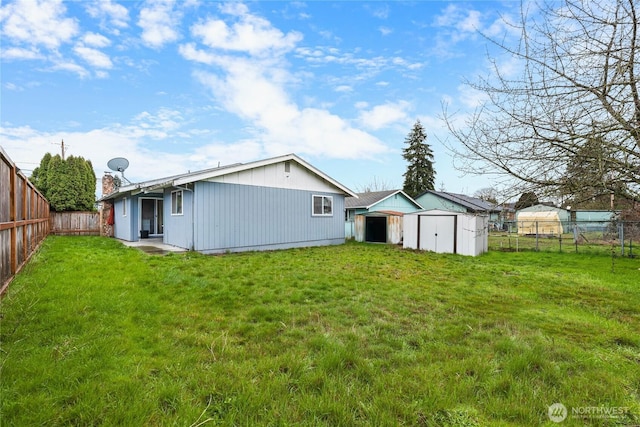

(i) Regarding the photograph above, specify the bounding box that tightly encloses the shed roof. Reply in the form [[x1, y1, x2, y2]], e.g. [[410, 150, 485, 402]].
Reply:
[[418, 190, 499, 213], [517, 204, 568, 213], [407, 208, 488, 217], [345, 189, 421, 210], [357, 210, 406, 217], [101, 153, 357, 201]]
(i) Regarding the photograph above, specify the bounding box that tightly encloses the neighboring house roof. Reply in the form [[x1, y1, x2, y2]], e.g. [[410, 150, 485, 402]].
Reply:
[[517, 203, 568, 213], [418, 190, 499, 213], [345, 190, 421, 210], [101, 153, 357, 200]]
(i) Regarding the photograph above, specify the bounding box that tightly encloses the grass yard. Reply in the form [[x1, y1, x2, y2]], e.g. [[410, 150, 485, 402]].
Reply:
[[1, 236, 639, 426]]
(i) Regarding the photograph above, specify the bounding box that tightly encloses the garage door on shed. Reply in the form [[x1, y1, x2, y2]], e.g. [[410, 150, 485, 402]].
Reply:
[[419, 215, 456, 253]]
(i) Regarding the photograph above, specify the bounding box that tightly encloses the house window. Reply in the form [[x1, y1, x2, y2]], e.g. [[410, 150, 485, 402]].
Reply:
[[312, 195, 333, 216], [122, 197, 127, 216], [171, 190, 183, 215]]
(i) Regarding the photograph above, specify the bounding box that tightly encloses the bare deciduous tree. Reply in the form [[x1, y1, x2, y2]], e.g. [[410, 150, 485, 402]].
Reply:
[[354, 176, 396, 193], [443, 0, 640, 202], [473, 187, 498, 204]]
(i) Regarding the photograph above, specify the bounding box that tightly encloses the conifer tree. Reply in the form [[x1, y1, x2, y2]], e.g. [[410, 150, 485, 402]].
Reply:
[[402, 119, 435, 198], [30, 153, 96, 211], [514, 192, 539, 211], [30, 152, 52, 196]]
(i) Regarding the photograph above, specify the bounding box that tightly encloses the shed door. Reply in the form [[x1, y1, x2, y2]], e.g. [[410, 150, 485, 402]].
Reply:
[[365, 216, 387, 243], [419, 215, 456, 253]]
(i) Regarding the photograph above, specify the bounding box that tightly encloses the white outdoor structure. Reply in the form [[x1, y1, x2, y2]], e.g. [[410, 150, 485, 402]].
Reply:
[[403, 209, 489, 256], [516, 210, 564, 236]]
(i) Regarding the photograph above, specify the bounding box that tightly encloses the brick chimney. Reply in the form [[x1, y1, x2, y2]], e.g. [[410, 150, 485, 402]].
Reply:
[[102, 172, 115, 197], [100, 173, 116, 237]]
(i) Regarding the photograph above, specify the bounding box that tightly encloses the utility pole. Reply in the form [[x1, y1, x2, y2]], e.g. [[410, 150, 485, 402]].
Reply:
[[53, 139, 68, 159]]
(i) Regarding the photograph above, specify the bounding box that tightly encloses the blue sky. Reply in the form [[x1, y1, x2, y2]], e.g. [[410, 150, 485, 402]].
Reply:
[[1, 0, 520, 197]]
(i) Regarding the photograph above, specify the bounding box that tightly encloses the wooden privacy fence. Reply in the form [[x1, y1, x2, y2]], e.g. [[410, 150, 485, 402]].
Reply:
[[1, 147, 50, 295], [50, 212, 100, 235]]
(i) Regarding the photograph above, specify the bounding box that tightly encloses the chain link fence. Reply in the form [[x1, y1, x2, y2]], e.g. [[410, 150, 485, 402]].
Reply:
[[489, 220, 639, 256]]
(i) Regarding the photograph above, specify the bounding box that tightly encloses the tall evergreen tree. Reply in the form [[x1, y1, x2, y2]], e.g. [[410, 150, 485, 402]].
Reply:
[[30, 152, 52, 196], [514, 192, 539, 211], [30, 153, 96, 211], [402, 119, 435, 198], [560, 137, 623, 208]]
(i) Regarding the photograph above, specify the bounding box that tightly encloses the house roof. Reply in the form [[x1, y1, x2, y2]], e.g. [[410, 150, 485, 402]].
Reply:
[[517, 203, 568, 213], [101, 153, 357, 200], [345, 190, 422, 209], [418, 190, 499, 213]]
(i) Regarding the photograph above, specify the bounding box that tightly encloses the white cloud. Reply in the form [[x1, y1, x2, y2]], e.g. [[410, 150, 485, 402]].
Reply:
[[50, 61, 89, 78], [431, 4, 486, 57], [0, 112, 238, 191], [82, 32, 111, 48], [458, 10, 482, 33], [190, 4, 302, 57], [193, 57, 388, 160], [131, 108, 184, 137], [180, 4, 390, 160], [74, 46, 113, 69], [0, 0, 78, 49], [367, 4, 389, 19], [85, 0, 129, 29], [457, 84, 489, 108], [3, 82, 23, 91], [1, 46, 43, 60], [358, 101, 411, 130], [178, 43, 219, 65], [138, 0, 180, 48]]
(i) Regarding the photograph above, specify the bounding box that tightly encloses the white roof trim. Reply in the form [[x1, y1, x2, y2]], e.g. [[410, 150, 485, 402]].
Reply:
[[102, 153, 357, 199], [371, 190, 422, 210], [173, 153, 357, 197]]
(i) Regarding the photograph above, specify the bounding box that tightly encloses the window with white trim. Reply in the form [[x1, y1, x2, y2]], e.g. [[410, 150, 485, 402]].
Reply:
[[122, 197, 127, 216], [171, 190, 183, 215], [312, 195, 333, 216]]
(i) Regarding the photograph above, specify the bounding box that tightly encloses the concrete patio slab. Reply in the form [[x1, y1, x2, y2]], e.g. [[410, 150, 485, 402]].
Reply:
[[118, 238, 187, 255]]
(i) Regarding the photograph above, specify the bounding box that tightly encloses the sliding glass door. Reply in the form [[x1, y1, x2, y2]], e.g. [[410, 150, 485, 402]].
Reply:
[[140, 198, 164, 236]]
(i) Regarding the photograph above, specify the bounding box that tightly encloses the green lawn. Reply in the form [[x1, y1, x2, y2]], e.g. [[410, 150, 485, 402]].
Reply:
[[1, 236, 639, 426]]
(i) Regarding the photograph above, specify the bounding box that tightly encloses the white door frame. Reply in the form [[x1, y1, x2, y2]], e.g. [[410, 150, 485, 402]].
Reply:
[[138, 197, 164, 236]]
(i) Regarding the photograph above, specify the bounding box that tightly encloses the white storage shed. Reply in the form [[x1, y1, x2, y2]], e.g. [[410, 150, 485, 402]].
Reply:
[[403, 209, 489, 256]]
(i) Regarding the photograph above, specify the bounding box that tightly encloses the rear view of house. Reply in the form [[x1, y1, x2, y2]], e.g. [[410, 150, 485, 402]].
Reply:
[[101, 154, 357, 254]]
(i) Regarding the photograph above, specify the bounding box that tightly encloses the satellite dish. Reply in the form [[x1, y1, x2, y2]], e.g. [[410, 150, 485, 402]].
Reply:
[[107, 157, 131, 184], [107, 157, 129, 172]]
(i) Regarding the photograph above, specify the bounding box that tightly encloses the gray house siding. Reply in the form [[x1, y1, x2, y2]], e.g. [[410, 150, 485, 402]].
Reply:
[[191, 182, 345, 254], [113, 196, 138, 241], [163, 187, 194, 250]]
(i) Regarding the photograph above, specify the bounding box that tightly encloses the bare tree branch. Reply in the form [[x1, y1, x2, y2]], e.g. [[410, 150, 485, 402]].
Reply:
[[442, 0, 640, 202]]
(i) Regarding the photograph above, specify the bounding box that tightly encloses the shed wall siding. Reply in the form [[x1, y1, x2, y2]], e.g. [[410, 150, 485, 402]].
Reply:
[[192, 182, 345, 253], [574, 211, 615, 221]]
